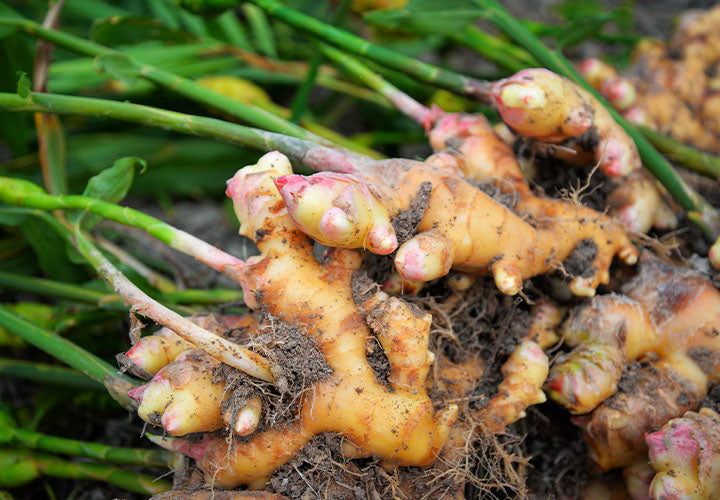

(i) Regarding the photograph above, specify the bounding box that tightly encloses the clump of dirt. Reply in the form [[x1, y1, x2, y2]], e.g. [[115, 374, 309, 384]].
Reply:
[[525, 151, 614, 214], [700, 384, 720, 412], [391, 181, 432, 244], [269, 434, 345, 498], [365, 336, 391, 387], [562, 238, 598, 278], [218, 314, 333, 431], [474, 180, 519, 209]]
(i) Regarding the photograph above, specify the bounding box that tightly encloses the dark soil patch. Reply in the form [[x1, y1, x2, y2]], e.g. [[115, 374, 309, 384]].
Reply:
[[365, 336, 391, 387], [522, 403, 591, 498], [391, 181, 432, 244], [474, 180, 518, 209], [218, 314, 333, 432], [562, 238, 598, 278]]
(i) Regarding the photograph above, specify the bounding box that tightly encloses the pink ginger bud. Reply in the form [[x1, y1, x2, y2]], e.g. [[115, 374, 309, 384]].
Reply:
[[577, 58, 618, 89], [601, 77, 638, 110], [274, 172, 397, 255], [491, 69, 593, 142], [646, 409, 720, 499], [394, 229, 453, 282]]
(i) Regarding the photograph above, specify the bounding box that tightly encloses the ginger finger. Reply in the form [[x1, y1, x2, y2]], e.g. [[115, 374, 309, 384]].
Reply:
[[577, 58, 618, 89], [480, 339, 548, 432], [493, 68, 641, 177], [394, 229, 454, 282], [623, 459, 654, 500], [491, 68, 594, 142], [129, 351, 227, 436], [607, 171, 678, 234], [124, 314, 258, 377], [545, 294, 657, 414], [272, 172, 397, 255]]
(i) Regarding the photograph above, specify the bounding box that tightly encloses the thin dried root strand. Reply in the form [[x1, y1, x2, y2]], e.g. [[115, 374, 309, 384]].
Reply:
[[274, 171, 397, 255], [646, 408, 720, 499]]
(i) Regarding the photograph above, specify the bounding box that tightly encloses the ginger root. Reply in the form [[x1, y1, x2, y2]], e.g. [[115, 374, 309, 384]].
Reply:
[[124, 152, 556, 494], [547, 253, 720, 471], [146, 152, 459, 488], [576, 5, 720, 154]]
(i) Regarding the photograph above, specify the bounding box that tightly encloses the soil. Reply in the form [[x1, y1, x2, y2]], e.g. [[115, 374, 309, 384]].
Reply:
[[391, 181, 432, 244], [217, 314, 333, 431], [562, 239, 598, 279]]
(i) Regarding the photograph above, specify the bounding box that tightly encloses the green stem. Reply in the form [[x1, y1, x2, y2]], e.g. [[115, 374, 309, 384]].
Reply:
[[0, 16, 326, 144], [319, 43, 432, 125], [242, 3, 277, 57], [214, 9, 252, 50], [162, 288, 244, 304], [0, 305, 140, 409], [71, 229, 277, 382], [0, 425, 175, 468], [95, 236, 177, 294], [290, 0, 350, 121], [638, 126, 720, 180], [0, 176, 241, 274], [0, 448, 171, 494], [452, 25, 535, 73], [0, 272, 238, 309], [0, 91, 372, 172], [472, 0, 720, 239], [246, 0, 492, 99], [0, 358, 102, 390]]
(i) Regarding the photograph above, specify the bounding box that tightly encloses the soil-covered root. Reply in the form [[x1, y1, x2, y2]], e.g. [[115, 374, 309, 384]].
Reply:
[[146, 152, 460, 489], [137, 152, 561, 496]]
